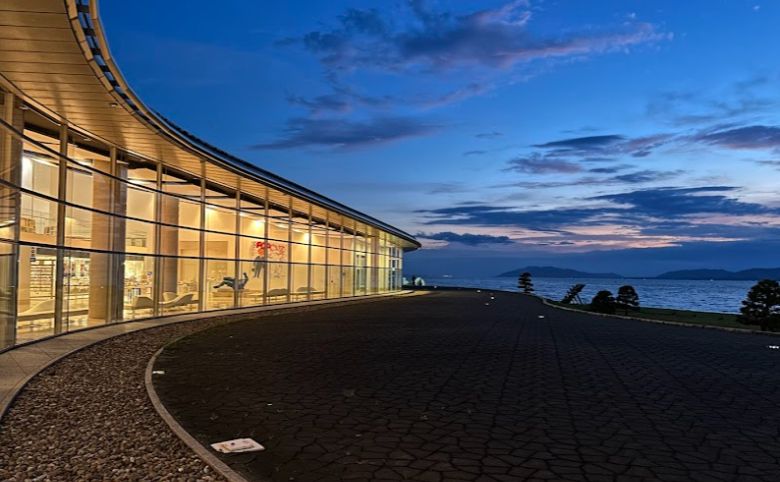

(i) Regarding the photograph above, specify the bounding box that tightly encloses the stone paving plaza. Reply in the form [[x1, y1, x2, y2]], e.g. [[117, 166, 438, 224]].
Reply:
[[154, 290, 780, 481]]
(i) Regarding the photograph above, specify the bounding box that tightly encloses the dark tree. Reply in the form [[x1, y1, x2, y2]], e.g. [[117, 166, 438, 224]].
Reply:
[[739, 279, 780, 331], [561, 283, 585, 304], [518, 272, 534, 294], [616, 285, 640, 314], [591, 290, 616, 314]]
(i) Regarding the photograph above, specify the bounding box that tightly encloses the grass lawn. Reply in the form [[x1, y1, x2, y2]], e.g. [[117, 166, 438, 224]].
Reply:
[[547, 300, 761, 330]]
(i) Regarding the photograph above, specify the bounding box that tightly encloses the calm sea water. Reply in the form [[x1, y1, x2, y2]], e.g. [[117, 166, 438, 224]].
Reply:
[[424, 277, 756, 314]]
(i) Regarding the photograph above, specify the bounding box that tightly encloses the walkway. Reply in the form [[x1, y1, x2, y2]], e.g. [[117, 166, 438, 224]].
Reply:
[[153, 290, 780, 481]]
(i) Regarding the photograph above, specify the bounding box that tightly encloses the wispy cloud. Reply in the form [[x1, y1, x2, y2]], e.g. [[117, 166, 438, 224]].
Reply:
[[252, 116, 441, 150], [287, 1, 669, 73], [475, 131, 504, 139], [505, 153, 582, 174], [277, 1, 669, 118], [496, 169, 683, 190], [693, 125, 780, 150], [646, 74, 779, 126]]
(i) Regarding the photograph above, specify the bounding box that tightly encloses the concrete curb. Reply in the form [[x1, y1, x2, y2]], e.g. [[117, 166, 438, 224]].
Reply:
[[535, 294, 780, 337], [146, 346, 252, 482]]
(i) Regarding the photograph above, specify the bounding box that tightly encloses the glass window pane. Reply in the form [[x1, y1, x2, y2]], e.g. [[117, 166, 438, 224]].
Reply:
[[327, 265, 341, 298], [341, 267, 354, 296], [64, 205, 112, 250], [205, 205, 236, 234], [206, 259, 236, 310], [0, 184, 17, 241], [311, 244, 326, 264], [125, 218, 155, 253], [160, 257, 199, 315], [63, 249, 110, 332], [239, 259, 265, 307], [17, 245, 56, 342], [0, 241, 14, 349], [205, 231, 234, 259], [19, 192, 57, 244], [123, 254, 155, 320], [21, 150, 59, 197], [310, 265, 326, 300], [291, 264, 310, 300], [267, 262, 288, 303], [160, 225, 200, 257], [290, 241, 309, 264]]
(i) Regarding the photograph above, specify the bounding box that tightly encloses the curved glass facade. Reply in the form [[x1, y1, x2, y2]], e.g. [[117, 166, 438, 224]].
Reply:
[[0, 87, 414, 350]]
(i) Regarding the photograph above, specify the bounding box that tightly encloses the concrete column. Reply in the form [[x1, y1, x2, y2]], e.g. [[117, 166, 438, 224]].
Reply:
[[0, 90, 21, 347], [112, 156, 127, 320], [88, 157, 113, 323], [159, 194, 180, 296]]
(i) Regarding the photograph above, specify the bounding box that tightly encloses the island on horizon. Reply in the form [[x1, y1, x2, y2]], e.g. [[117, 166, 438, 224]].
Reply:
[[497, 266, 780, 281]]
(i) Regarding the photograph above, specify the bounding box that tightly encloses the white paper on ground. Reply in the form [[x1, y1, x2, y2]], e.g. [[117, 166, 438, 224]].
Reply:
[[210, 438, 266, 453]]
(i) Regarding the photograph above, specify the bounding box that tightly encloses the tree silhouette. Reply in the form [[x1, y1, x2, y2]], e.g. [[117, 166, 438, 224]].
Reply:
[[590, 290, 616, 314], [518, 272, 534, 294], [616, 285, 640, 314], [739, 279, 780, 331], [561, 283, 585, 304]]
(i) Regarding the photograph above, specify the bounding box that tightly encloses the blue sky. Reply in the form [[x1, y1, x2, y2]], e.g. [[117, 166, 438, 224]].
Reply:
[[101, 1, 780, 276]]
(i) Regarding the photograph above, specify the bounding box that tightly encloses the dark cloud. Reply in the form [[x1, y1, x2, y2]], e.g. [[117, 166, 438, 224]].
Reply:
[[693, 125, 780, 150], [532, 133, 672, 158], [610, 169, 682, 184], [418, 186, 777, 235], [588, 164, 633, 174], [417, 203, 601, 230], [463, 150, 488, 156], [505, 133, 674, 176], [591, 186, 772, 217], [504, 153, 582, 174], [533, 134, 625, 150], [252, 116, 441, 150], [418, 231, 514, 246], [286, 1, 668, 73]]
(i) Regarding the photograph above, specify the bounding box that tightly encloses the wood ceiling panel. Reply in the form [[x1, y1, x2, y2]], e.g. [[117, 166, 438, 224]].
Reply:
[[0, 0, 67, 14], [0, 39, 81, 54], [24, 90, 116, 102], [0, 51, 86, 64], [0, 26, 75, 42], [0, 11, 71, 29], [3, 72, 95, 84], [12, 81, 111, 93], [0, 61, 93, 74]]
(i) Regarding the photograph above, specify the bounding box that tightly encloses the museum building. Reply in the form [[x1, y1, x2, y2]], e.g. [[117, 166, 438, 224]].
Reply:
[[0, 1, 419, 350]]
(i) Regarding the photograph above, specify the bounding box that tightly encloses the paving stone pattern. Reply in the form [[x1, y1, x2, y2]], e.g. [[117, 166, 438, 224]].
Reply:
[[154, 291, 780, 481]]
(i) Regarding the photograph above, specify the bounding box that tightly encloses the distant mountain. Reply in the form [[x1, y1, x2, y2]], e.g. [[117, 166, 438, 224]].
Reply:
[[656, 268, 780, 281], [497, 266, 624, 279]]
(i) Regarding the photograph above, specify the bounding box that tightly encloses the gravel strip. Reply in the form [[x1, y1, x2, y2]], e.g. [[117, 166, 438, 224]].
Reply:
[[0, 317, 236, 481]]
